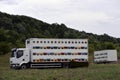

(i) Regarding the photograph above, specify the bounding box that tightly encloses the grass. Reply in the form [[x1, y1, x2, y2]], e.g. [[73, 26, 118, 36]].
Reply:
[[0, 54, 120, 80]]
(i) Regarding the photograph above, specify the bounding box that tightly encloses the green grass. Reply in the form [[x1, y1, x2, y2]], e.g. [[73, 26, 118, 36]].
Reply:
[[0, 54, 120, 80]]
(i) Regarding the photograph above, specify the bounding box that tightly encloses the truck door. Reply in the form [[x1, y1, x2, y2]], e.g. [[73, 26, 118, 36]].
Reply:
[[16, 49, 30, 67], [16, 50, 24, 65]]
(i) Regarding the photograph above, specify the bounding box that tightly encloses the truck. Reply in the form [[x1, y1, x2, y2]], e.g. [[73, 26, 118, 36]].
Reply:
[[94, 50, 117, 63], [10, 38, 89, 69]]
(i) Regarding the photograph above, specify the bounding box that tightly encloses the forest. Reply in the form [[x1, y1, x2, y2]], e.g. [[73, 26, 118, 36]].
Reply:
[[0, 11, 120, 59]]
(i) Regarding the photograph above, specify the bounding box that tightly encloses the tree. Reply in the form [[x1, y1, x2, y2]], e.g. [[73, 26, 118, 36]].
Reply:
[[104, 42, 115, 49], [95, 42, 115, 50]]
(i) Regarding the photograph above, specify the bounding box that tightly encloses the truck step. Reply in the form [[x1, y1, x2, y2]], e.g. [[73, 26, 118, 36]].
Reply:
[[31, 63, 62, 68]]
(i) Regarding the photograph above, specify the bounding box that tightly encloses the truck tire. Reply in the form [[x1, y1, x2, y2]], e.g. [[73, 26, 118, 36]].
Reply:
[[21, 64, 27, 69]]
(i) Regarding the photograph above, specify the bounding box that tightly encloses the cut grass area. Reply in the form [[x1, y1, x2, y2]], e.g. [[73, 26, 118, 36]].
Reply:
[[0, 53, 10, 67], [0, 54, 120, 80]]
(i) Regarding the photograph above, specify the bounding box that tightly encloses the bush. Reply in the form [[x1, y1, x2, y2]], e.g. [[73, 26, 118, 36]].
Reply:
[[0, 42, 11, 55]]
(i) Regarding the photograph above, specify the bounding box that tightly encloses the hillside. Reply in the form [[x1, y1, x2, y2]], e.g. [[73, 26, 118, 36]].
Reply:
[[0, 11, 120, 58]]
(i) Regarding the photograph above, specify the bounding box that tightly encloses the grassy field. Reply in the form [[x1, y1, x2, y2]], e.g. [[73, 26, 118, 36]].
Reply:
[[0, 54, 120, 80]]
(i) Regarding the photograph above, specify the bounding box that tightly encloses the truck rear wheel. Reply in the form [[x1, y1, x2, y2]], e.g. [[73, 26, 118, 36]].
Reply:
[[21, 64, 27, 69]]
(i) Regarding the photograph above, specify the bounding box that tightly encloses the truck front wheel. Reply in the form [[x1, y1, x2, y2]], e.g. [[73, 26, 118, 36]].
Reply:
[[21, 64, 27, 69]]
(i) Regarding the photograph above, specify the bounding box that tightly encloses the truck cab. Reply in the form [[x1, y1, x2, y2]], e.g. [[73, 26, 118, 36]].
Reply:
[[10, 48, 30, 69]]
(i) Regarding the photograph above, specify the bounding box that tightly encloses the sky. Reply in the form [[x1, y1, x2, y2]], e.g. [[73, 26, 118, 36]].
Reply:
[[0, 0, 120, 38]]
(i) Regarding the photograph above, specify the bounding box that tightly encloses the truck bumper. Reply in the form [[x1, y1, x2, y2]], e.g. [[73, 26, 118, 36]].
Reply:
[[10, 64, 21, 69]]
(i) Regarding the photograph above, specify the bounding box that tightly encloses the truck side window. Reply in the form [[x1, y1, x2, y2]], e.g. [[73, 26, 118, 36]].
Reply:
[[16, 50, 23, 58], [27, 41, 30, 44]]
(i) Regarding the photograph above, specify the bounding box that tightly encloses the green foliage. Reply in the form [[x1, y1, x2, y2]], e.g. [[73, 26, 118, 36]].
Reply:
[[102, 42, 115, 49], [0, 11, 120, 57], [0, 42, 11, 55]]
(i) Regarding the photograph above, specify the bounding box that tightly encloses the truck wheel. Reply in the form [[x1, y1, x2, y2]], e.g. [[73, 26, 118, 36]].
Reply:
[[21, 64, 27, 69]]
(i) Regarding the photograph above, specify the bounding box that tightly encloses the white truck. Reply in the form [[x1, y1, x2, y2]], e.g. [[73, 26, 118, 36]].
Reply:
[[94, 50, 117, 63], [10, 38, 89, 69]]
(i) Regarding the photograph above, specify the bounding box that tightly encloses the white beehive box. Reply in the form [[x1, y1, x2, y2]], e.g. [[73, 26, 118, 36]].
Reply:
[[94, 50, 117, 63]]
